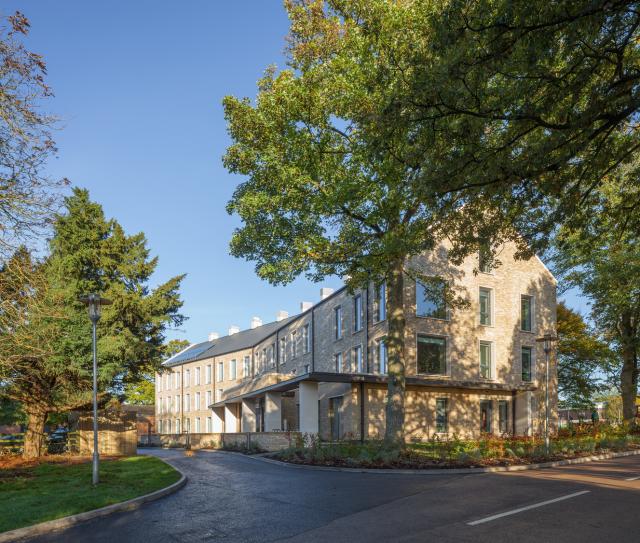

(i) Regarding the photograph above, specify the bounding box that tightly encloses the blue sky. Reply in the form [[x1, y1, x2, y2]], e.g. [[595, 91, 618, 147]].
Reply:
[[7, 1, 587, 344]]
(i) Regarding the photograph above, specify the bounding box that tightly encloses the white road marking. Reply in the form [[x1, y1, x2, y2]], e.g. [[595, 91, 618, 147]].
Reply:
[[625, 475, 640, 481], [467, 491, 591, 526]]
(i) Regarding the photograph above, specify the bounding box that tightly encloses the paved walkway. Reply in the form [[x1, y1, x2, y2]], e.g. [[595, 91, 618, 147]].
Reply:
[[24, 448, 640, 542]]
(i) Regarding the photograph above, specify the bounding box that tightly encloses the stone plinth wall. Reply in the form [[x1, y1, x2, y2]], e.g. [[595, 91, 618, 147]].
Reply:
[[147, 431, 299, 452]]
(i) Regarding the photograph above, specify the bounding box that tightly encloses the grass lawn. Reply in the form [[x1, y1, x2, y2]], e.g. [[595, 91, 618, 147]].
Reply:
[[0, 455, 181, 533]]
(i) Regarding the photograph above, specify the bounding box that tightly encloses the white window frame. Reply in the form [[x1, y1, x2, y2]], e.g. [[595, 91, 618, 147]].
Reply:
[[521, 294, 534, 332], [184, 394, 190, 412], [206, 364, 212, 384], [353, 344, 363, 373], [479, 287, 494, 326], [230, 359, 237, 380], [206, 390, 212, 407], [185, 369, 190, 387], [303, 324, 311, 353], [521, 345, 534, 382], [243, 355, 250, 378], [175, 418, 181, 433], [206, 416, 212, 433], [195, 417, 201, 433], [354, 294, 363, 332], [291, 330, 297, 358], [377, 338, 387, 374], [334, 306, 343, 340], [217, 361, 224, 382], [479, 340, 494, 380], [195, 391, 201, 411], [195, 366, 201, 386], [280, 337, 286, 364]]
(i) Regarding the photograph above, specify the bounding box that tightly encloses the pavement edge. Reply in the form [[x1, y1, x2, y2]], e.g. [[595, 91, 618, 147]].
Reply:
[[0, 456, 187, 543]]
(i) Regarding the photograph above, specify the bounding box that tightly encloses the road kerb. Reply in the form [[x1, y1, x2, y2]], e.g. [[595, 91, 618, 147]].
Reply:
[[0, 456, 187, 543], [230, 448, 640, 475]]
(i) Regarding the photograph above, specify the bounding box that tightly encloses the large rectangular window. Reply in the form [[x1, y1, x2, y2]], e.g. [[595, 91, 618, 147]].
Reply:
[[377, 338, 387, 374], [195, 367, 200, 386], [230, 359, 237, 380], [206, 416, 212, 433], [479, 288, 492, 326], [217, 361, 224, 382], [416, 279, 447, 319], [417, 335, 446, 375], [354, 294, 363, 331], [174, 372, 179, 389], [175, 419, 180, 434], [303, 324, 311, 353], [374, 282, 386, 321], [166, 420, 171, 434], [206, 390, 212, 407], [436, 398, 448, 433], [521, 346, 533, 382], [217, 389, 223, 402], [185, 369, 190, 387], [334, 307, 343, 339], [184, 394, 190, 412], [175, 395, 179, 412], [353, 345, 363, 373], [269, 344, 275, 367], [480, 400, 492, 433], [335, 352, 343, 373], [498, 400, 509, 434], [479, 341, 493, 379], [206, 364, 212, 384], [521, 295, 533, 332], [195, 392, 200, 410], [195, 417, 201, 433]]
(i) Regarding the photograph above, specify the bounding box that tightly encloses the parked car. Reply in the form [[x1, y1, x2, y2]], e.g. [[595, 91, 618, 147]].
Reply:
[[47, 428, 68, 444]]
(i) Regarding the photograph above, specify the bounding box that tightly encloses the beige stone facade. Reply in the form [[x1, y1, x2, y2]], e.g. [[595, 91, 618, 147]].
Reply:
[[156, 240, 557, 441]]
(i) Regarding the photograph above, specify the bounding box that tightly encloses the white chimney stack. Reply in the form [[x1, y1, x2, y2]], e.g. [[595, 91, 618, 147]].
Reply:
[[320, 287, 334, 300], [276, 310, 289, 322], [300, 301, 313, 312], [228, 325, 240, 336], [208, 332, 219, 341], [250, 316, 262, 329]]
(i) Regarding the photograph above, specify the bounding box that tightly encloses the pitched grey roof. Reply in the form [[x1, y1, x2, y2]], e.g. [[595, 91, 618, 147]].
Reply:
[[162, 315, 299, 368]]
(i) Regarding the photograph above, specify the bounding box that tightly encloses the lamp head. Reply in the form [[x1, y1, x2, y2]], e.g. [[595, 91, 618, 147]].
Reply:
[[79, 293, 112, 324]]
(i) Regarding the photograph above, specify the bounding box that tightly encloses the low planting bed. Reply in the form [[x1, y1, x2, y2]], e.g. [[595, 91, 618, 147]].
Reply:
[[0, 455, 180, 533], [272, 426, 640, 469]]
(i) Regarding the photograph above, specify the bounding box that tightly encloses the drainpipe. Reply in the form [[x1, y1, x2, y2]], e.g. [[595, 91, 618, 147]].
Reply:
[[365, 285, 370, 372], [511, 390, 517, 435], [276, 329, 280, 373], [360, 381, 366, 444], [311, 306, 315, 373]]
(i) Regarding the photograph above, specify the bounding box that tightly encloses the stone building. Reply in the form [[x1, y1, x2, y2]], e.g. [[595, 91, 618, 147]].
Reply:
[[155, 241, 557, 441]]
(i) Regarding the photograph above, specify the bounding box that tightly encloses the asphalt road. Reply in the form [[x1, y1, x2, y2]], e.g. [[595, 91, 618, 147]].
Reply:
[[22, 448, 640, 543]]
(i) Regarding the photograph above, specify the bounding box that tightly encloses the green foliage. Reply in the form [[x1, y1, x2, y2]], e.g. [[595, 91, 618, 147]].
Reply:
[[0, 396, 25, 427], [123, 376, 155, 405], [0, 188, 185, 454], [554, 192, 639, 420], [556, 302, 616, 409]]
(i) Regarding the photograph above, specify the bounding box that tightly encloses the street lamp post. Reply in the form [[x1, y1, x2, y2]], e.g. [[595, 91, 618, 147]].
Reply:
[[79, 293, 112, 485], [536, 333, 557, 455]]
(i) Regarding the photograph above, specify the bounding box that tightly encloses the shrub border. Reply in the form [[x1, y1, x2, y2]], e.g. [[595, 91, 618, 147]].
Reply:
[[0, 455, 187, 542], [249, 448, 640, 475]]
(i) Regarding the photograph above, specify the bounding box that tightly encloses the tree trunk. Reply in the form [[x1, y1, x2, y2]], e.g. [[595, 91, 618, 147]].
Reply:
[[23, 407, 48, 459], [384, 258, 407, 444], [619, 313, 638, 423]]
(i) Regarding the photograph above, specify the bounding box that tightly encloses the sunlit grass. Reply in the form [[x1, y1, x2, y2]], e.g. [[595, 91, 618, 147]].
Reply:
[[0, 455, 180, 533]]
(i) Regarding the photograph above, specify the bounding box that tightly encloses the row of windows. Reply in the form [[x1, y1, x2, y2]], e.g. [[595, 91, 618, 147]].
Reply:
[[416, 281, 535, 332], [333, 336, 534, 382], [435, 398, 512, 434], [158, 416, 212, 434], [417, 336, 534, 382]]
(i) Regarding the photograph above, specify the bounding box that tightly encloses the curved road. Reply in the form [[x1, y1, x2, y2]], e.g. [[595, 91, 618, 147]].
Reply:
[[24, 448, 640, 542]]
